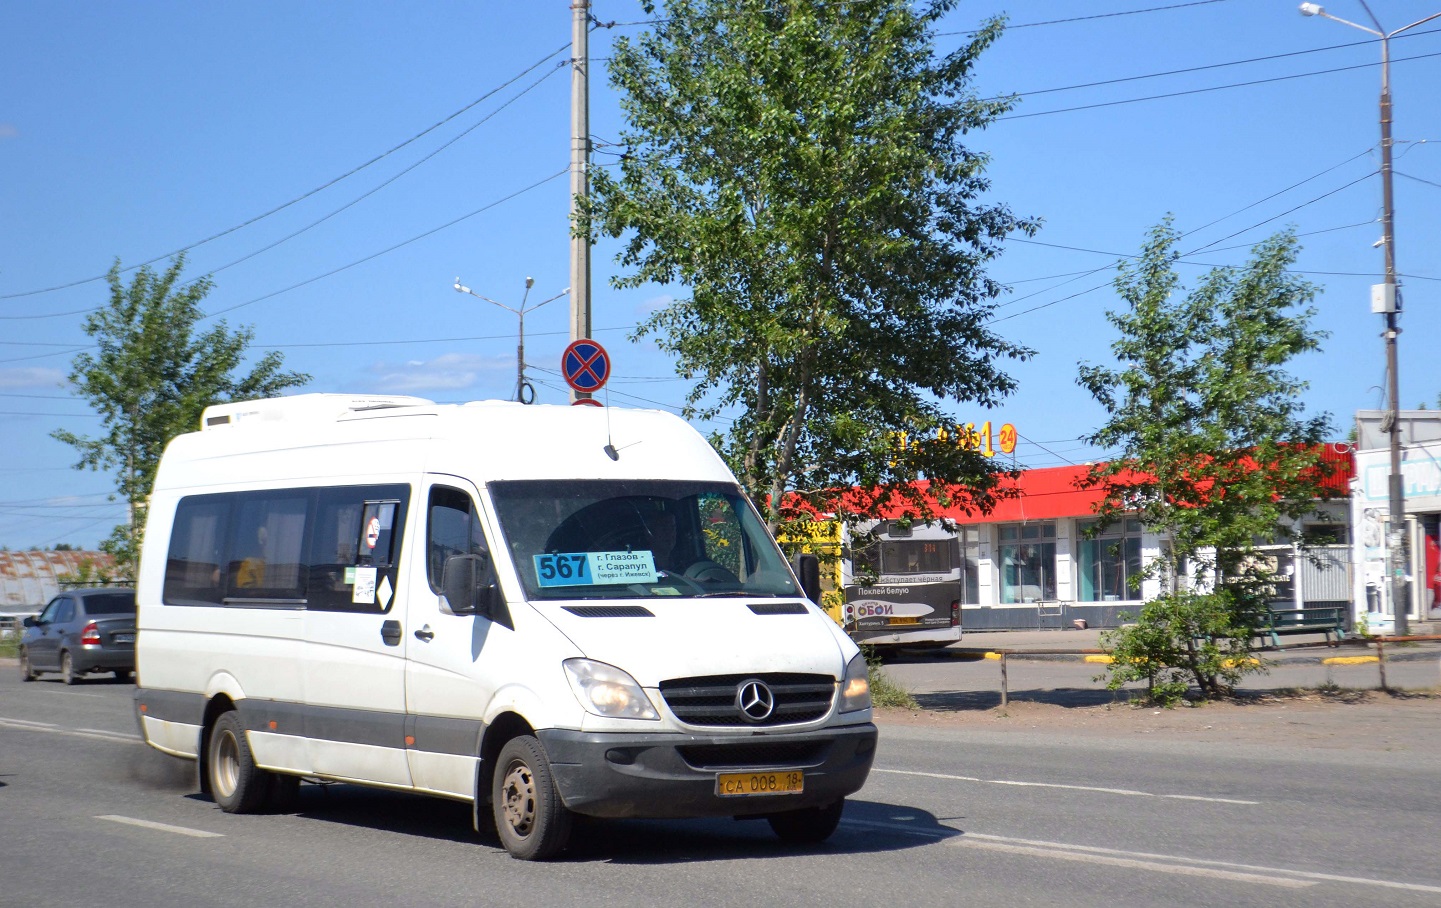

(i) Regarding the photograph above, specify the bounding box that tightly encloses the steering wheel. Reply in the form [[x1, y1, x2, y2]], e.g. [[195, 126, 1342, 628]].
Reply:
[[684, 560, 738, 584]]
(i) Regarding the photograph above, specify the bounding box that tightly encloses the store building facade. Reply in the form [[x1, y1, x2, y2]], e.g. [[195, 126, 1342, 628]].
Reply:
[[1351, 411, 1441, 630], [847, 449, 1354, 632]]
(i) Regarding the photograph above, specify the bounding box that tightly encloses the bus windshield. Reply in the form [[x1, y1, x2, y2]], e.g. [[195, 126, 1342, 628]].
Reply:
[[487, 479, 800, 601]]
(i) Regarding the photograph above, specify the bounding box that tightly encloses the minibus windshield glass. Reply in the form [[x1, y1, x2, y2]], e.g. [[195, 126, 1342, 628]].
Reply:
[[488, 479, 801, 600]]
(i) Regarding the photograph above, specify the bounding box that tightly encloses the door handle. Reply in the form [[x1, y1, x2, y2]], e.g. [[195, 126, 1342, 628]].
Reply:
[[414, 625, 435, 642], [380, 620, 402, 646]]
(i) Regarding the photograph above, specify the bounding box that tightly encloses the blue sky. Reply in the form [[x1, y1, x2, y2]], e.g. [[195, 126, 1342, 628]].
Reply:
[[2, 0, 1438, 551]]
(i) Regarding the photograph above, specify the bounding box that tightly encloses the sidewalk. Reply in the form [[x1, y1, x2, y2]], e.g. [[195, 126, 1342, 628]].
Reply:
[[946, 626, 1441, 664]]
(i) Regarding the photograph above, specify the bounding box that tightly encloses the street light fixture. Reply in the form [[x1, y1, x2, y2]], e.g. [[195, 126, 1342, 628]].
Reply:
[[1300, 1, 1441, 636], [453, 277, 569, 405]]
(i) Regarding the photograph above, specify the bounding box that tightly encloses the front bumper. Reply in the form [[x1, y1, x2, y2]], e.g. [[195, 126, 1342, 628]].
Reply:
[[536, 721, 877, 819]]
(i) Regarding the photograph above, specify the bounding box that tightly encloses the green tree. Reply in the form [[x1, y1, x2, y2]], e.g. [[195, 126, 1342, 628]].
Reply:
[[1078, 221, 1335, 702], [585, 0, 1034, 536], [53, 256, 309, 574]]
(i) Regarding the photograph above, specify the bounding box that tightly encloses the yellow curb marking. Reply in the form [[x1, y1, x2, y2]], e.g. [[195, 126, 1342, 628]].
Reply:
[[1084, 655, 1113, 664], [984, 652, 1002, 661], [1323, 656, 1379, 665]]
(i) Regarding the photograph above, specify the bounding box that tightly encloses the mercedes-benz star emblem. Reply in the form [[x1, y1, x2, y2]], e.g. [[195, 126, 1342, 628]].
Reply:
[[736, 679, 775, 722]]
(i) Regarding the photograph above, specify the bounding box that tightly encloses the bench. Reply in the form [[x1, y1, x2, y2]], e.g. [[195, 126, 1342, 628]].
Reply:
[[1248, 606, 1347, 648]]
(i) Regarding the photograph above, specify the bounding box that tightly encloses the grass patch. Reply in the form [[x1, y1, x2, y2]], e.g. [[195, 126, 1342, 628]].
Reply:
[[862, 646, 920, 710], [0, 634, 19, 659]]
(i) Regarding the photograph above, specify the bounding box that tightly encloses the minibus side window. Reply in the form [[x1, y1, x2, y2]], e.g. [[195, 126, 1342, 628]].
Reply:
[[308, 485, 410, 613], [225, 494, 308, 601], [164, 497, 229, 606], [427, 486, 490, 595]]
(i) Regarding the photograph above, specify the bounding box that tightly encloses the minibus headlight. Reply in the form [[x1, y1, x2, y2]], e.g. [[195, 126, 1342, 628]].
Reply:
[[839, 653, 871, 713], [563, 659, 659, 720]]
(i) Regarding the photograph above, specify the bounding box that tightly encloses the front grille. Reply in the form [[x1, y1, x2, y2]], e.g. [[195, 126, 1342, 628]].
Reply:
[[659, 673, 835, 727], [677, 741, 829, 770]]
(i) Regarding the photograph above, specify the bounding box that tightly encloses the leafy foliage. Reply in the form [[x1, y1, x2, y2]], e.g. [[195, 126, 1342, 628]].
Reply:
[[53, 256, 309, 573], [1080, 222, 1334, 701], [1100, 591, 1259, 705], [584, 0, 1035, 535]]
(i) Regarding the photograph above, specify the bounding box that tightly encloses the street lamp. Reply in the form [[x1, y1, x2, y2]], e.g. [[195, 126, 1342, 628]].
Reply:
[[1300, 2, 1441, 636], [453, 277, 569, 405]]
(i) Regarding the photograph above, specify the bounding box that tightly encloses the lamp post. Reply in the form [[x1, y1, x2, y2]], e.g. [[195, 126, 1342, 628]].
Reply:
[[453, 277, 569, 405], [1300, 2, 1441, 636]]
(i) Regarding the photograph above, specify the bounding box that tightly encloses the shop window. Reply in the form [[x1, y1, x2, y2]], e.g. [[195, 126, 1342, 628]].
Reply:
[[999, 522, 1057, 603], [1078, 518, 1143, 602]]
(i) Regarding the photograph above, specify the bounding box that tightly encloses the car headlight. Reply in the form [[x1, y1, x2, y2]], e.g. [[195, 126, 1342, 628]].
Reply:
[[839, 652, 871, 713], [563, 659, 659, 720]]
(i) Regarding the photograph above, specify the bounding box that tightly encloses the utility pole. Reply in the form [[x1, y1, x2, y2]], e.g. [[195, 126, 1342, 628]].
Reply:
[[1300, 2, 1441, 636], [569, 0, 593, 402]]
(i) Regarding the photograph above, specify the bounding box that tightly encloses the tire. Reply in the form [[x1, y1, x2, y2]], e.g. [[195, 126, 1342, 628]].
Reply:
[[767, 798, 845, 845], [60, 651, 78, 685], [492, 735, 572, 860], [114, 669, 134, 682], [19, 647, 37, 682], [207, 711, 271, 813]]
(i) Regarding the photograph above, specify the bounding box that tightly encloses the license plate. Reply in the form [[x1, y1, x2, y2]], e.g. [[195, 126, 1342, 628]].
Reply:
[[113, 634, 135, 643], [888, 616, 920, 626], [716, 771, 804, 797]]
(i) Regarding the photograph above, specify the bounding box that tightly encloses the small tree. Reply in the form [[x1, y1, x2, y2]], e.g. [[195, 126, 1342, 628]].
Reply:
[[1079, 221, 1334, 702], [585, 0, 1035, 538], [53, 256, 309, 574]]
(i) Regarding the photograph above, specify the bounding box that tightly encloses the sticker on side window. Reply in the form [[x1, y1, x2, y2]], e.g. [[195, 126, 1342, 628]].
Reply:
[[534, 551, 659, 587]]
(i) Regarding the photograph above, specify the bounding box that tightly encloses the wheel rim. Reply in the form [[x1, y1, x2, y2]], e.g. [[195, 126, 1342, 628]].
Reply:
[[20, 651, 29, 676], [499, 759, 537, 837], [211, 728, 240, 799], [62, 654, 73, 681]]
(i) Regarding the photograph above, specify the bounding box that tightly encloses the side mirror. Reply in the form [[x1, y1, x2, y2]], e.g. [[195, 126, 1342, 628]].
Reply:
[[791, 553, 822, 606], [22, 615, 38, 628], [442, 553, 500, 619]]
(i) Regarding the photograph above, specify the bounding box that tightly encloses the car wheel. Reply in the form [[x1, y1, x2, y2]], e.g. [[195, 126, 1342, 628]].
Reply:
[[114, 669, 134, 682], [767, 798, 845, 844], [492, 735, 572, 860], [207, 711, 271, 813], [19, 647, 37, 682], [60, 651, 79, 685]]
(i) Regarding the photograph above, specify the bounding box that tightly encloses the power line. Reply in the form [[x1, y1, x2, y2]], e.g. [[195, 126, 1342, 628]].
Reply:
[[201, 168, 569, 319], [997, 49, 1441, 121], [0, 41, 574, 303], [1396, 170, 1441, 191]]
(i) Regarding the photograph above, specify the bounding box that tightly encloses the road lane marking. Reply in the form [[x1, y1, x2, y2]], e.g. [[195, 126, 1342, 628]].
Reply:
[[955, 838, 1312, 888], [845, 822, 1441, 894], [0, 716, 141, 744], [960, 832, 1441, 895], [96, 816, 223, 838], [873, 767, 1259, 804]]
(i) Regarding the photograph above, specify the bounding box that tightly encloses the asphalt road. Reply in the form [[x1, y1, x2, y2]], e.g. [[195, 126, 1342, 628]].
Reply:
[[2, 664, 1440, 908]]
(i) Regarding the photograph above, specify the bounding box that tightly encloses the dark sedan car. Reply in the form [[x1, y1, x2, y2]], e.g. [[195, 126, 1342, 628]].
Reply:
[[19, 588, 136, 684]]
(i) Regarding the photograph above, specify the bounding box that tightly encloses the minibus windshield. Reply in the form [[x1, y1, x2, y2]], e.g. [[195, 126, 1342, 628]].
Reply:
[[488, 479, 802, 600]]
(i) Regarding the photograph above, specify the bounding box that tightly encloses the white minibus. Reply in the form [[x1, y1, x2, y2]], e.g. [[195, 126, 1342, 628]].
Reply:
[[133, 394, 876, 859]]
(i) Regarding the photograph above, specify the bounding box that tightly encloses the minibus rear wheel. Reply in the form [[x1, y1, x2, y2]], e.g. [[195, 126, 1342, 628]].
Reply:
[[492, 735, 572, 860], [207, 711, 271, 813]]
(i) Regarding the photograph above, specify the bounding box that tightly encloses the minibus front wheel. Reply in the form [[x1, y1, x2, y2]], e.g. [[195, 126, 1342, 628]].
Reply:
[[493, 735, 572, 860]]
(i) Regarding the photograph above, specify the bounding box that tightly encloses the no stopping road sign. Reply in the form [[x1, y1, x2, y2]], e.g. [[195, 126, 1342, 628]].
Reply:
[[561, 339, 610, 393]]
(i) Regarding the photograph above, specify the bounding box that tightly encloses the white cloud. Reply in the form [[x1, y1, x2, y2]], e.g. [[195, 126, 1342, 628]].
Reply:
[[0, 367, 66, 390], [366, 351, 511, 393], [0, 123, 17, 140], [635, 293, 675, 317]]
